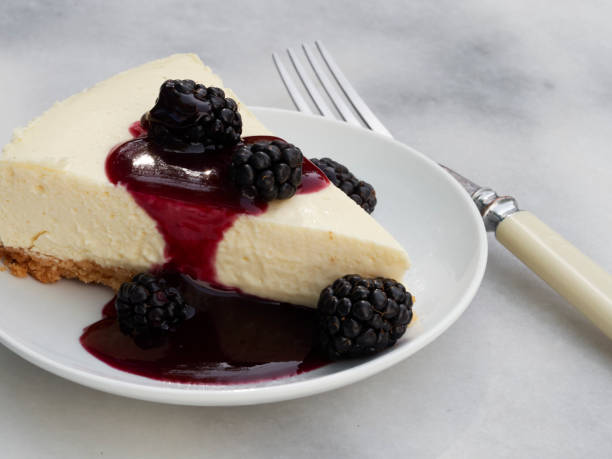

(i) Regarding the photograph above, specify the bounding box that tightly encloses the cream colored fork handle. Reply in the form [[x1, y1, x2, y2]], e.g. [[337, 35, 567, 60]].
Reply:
[[496, 211, 612, 338]]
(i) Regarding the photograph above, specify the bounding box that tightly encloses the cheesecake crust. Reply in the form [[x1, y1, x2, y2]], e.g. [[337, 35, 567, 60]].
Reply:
[[0, 245, 136, 290]]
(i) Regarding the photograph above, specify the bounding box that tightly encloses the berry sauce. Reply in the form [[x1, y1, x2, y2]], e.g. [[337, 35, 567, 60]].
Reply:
[[83, 124, 331, 384], [81, 275, 327, 384], [106, 129, 329, 282]]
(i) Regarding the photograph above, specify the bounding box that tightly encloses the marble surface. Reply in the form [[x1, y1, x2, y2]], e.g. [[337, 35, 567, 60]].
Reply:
[[1, 1, 611, 457]]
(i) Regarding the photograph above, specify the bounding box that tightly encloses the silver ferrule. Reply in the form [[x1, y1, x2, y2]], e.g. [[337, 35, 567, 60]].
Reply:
[[472, 187, 520, 232]]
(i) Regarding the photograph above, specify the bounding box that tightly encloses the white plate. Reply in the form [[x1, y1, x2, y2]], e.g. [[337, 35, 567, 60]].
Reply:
[[0, 107, 487, 406]]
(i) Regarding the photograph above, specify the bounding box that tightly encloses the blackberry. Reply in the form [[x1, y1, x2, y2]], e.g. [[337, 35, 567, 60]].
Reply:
[[311, 157, 377, 213], [316, 274, 414, 360], [141, 79, 242, 154], [231, 139, 303, 201], [115, 273, 195, 347]]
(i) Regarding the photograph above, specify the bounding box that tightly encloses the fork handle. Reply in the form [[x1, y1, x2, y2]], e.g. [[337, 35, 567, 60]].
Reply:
[[496, 211, 612, 338]]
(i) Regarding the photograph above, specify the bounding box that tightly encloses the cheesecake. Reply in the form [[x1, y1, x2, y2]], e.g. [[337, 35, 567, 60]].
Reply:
[[0, 54, 410, 307]]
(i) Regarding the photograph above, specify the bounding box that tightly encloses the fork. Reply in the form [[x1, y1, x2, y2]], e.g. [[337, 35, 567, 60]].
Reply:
[[273, 41, 612, 339]]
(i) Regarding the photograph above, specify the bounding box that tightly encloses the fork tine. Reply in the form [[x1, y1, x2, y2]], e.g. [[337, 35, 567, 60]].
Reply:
[[315, 41, 393, 138], [286, 48, 335, 118], [272, 52, 314, 115], [301, 43, 362, 127]]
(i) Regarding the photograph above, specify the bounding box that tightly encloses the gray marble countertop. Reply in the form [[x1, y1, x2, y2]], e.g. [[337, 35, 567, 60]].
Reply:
[[1, 1, 611, 457]]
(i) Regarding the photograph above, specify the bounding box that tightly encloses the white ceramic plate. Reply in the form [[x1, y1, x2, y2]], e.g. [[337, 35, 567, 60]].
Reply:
[[0, 108, 487, 406]]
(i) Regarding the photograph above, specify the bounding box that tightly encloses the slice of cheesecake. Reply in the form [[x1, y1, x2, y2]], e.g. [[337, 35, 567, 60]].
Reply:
[[0, 54, 409, 307]]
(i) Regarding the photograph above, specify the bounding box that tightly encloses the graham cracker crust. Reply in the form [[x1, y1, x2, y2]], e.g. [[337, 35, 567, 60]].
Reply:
[[0, 245, 137, 290]]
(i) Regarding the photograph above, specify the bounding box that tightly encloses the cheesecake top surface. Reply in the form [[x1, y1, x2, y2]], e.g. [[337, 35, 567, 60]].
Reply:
[[1, 54, 271, 185]]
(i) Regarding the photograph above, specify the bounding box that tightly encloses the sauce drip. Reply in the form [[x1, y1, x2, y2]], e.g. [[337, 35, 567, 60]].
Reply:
[[105, 131, 328, 282]]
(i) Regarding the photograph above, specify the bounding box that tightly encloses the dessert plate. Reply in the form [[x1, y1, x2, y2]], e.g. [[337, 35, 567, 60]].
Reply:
[[0, 108, 487, 406]]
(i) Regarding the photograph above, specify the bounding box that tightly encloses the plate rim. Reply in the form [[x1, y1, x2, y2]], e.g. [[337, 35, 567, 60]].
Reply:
[[0, 107, 488, 406]]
